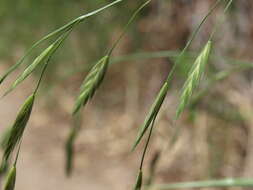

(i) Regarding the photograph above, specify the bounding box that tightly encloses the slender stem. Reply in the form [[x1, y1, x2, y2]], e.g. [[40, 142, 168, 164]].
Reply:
[[140, 115, 157, 170], [78, 0, 124, 21], [165, 0, 223, 84], [14, 139, 22, 166], [34, 61, 49, 94], [108, 0, 151, 56], [209, 0, 234, 41]]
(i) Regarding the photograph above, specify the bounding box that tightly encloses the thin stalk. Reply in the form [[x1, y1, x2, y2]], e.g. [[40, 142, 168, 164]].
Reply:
[[13, 140, 22, 167], [151, 178, 253, 189], [164, 0, 223, 85], [34, 61, 49, 95], [34, 22, 77, 95], [108, 0, 151, 56], [78, 0, 124, 21], [140, 116, 156, 170], [209, 0, 234, 40]]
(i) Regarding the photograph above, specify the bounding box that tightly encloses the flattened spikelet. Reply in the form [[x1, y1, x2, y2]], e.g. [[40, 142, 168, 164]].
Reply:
[[0, 159, 9, 177], [73, 55, 109, 114], [133, 170, 143, 190], [3, 33, 69, 97], [2, 94, 35, 162], [176, 41, 212, 119], [132, 82, 169, 150], [3, 166, 16, 190], [65, 128, 76, 177], [0, 127, 11, 149]]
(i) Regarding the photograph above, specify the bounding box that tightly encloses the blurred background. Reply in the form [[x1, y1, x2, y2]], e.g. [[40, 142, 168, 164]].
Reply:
[[0, 0, 253, 189]]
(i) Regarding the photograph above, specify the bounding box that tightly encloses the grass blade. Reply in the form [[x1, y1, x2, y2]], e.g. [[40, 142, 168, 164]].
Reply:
[[151, 178, 253, 189]]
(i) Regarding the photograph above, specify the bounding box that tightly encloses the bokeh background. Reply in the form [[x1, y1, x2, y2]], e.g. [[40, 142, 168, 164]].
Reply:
[[0, 0, 253, 189]]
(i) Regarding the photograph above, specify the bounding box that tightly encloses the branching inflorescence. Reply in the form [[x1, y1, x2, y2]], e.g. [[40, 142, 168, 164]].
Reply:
[[0, 0, 242, 190]]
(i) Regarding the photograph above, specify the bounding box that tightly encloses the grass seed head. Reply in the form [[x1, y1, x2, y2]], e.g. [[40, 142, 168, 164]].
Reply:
[[3, 166, 16, 190], [0, 159, 9, 177], [175, 40, 212, 119], [0, 127, 12, 150], [2, 94, 35, 163], [133, 170, 143, 190], [132, 82, 169, 151], [65, 128, 76, 177], [73, 55, 110, 114]]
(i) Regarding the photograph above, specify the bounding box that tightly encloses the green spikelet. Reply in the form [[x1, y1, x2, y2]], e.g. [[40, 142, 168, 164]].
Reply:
[[3, 166, 16, 190], [65, 113, 81, 176], [65, 128, 76, 177], [175, 41, 212, 119], [2, 94, 35, 162], [65, 135, 74, 176], [132, 82, 169, 151], [0, 127, 11, 150], [0, 159, 9, 177], [73, 55, 110, 114], [133, 170, 143, 190], [2, 32, 70, 97]]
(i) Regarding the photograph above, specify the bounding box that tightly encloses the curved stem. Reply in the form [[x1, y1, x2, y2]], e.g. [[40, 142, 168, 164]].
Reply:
[[165, 0, 223, 84], [108, 0, 151, 56], [14, 139, 22, 166], [209, 0, 234, 41], [139, 115, 157, 170]]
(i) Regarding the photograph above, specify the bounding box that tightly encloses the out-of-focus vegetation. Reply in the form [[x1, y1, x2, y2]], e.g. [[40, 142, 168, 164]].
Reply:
[[0, 0, 253, 190]]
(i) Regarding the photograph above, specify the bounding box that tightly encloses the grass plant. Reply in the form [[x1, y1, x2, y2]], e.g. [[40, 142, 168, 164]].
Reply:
[[1, 0, 253, 189]]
